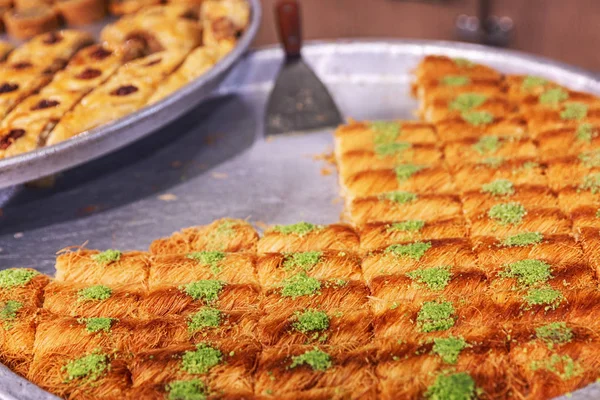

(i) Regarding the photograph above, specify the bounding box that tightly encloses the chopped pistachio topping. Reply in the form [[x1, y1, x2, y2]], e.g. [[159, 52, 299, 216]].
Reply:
[[293, 309, 330, 333], [488, 202, 527, 225], [441, 75, 470, 86], [500, 259, 552, 286], [63, 352, 108, 382], [166, 379, 208, 400], [522, 75, 548, 90], [370, 121, 401, 145], [0, 268, 38, 288], [77, 285, 112, 301], [78, 317, 115, 333], [272, 222, 323, 236], [375, 141, 411, 157], [181, 343, 222, 374], [530, 354, 583, 380], [91, 249, 121, 264], [461, 110, 494, 126], [388, 220, 425, 233], [182, 280, 225, 303], [289, 348, 332, 371], [407, 266, 452, 291], [0, 300, 22, 328], [281, 273, 321, 298], [206, 220, 237, 250], [481, 179, 515, 196], [395, 164, 426, 182], [536, 322, 573, 345], [579, 173, 600, 194], [473, 136, 501, 155], [425, 372, 476, 400], [188, 307, 221, 332], [576, 123, 597, 143], [449, 93, 487, 112], [502, 232, 543, 247], [579, 149, 600, 168], [283, 251, 322, 273], [560, 102, 588, 121], [187, 251, 225, 275], [539, 87, 569, 106], [381, 190, 418, 204], [597, 208, 600, 218], [417, 301, 455, 333], [432, 336, 469, 364], [479, 156, 504, 168], [386, 241, 432, 261], [452, 57, 474, 68], [524, 287, 564, 310]]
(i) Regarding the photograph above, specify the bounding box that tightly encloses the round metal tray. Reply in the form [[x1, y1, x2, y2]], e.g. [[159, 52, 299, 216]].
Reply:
[[0, 0, 262, 189], [1, 40, 599, 400]]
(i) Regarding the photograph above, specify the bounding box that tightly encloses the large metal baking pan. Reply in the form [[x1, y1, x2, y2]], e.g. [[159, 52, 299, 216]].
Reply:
[[0, 0, 262, 189], [1, 40, 599, 399]]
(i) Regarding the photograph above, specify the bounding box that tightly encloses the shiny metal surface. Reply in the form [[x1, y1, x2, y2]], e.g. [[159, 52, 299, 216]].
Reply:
[[0, 0, 262, 189], [1, 40, 599, 399]]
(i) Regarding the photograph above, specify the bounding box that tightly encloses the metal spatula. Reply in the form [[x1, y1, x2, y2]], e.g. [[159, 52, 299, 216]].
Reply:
[[265, 0, 343, 135]]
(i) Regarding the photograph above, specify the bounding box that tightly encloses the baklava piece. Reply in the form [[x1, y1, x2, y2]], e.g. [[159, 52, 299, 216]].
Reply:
[[452, 159, 547, 193], [3, 5, 59, 40], [55, 0, 107, 25], [200, 0, 250, 57], [435, 114, 526, 142], [443, 136, 537, 171], [257, 222, 359, 253], [537, 125, 600, 161], [422, 92, 513, 123]]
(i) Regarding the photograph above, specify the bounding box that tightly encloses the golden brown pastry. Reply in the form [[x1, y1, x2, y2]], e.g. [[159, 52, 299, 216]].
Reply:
[[3, 5, 60, 40], [108, 0, 161, 15], [201, 0, 249, 57], [257, 222, 360, 253], [55, 0, 107, 25]]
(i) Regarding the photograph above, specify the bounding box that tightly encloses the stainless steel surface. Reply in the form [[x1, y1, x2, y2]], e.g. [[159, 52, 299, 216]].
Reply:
[[1, 40, 600, 399], [0, 0, 262, 189]]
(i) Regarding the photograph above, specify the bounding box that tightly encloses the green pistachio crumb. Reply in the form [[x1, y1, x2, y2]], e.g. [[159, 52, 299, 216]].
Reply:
[[502, 232, 543, 247], [281, 273, 321, 298], [536, 322, 573, 345], [186, 251, 226, 275], [272, 222, 323, 237], [187, 307, 221, 332], [0, 300, 22, 329], [560, 102, 588, 121], [283, 251, 322, 273], [374, 141, 411, 157], [530, 354, 583, 380], [596, 209, 600, 218], [293, 309, 330, 333], [441, 75, 470, 86], [62, 352, 108, 382], [576, 123, 597, 143], [481, 179, 515, 196], [578, 149, 600, 168], [452, 58, 474, 68], [380, 191, 418, 204], [181, 343, 222, 374], [395, 164, 426, 181], [524, 287, 564, 310], [479, 157, 504, 168], [473, 136, 501, 155], [522, 76, 548, 90], [289, 347, 332, 371], [539, 87, 569, 106], [370, 121, 401, 145], [407, 266, 452, 291], [166, 379, 208, 400], [461, 110, 494, 126], [206, 220, 237, 250], [77, 317, 115, 333], [449, 93, 488, 112], [91, 249, 121, 265], [578, 173, 600, 194], [77, 285, 112, 302], [417, 301, 455, 333], [182, 280, 225, 303], [500, 259, 552, 286], [432, 336, 469, 364], [387, 220, 425, 233], [386, 241, 432, 261], [488, 202, 527, 225], [0, 268, 39, 288], [425, 372, 476, 400]]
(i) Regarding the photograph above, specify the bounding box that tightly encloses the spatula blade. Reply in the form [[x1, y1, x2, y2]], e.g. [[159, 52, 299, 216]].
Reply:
[[265, 57, 343, 135]]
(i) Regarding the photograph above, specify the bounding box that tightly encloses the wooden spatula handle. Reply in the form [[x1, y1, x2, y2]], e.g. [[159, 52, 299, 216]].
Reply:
[[275, 0, 302, 58]]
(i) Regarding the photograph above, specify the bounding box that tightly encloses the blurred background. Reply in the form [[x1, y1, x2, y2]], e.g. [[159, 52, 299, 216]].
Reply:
[[254, 0, 600, 70]]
